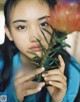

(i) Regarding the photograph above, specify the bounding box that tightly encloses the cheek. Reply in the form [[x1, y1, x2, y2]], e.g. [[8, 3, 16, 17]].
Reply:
[[47, 34, 51, 42], [42, 30, 52, 49], [11, 33, 30, 51], [14, 38, 27, 51], [43, 32, 51, 43], [44, 27, 53, 43], [26, 51, 42, 59]]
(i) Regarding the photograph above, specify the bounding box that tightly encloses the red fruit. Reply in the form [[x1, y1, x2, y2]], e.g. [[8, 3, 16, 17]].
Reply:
[[48, 2, 80, 34]]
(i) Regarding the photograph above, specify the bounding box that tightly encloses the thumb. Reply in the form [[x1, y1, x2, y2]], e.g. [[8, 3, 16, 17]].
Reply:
[[58, 55, 65, 73]]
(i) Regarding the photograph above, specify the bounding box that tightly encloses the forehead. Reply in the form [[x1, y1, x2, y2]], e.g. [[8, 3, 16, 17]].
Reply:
[[10, 0, 50, 21]]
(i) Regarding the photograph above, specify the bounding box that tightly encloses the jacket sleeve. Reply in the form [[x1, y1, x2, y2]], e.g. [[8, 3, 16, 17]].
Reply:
[[0, 59, 19, 102], [0, 56, 4, 71], [62, 57, 80, 102], [0, 79, 19, 102]]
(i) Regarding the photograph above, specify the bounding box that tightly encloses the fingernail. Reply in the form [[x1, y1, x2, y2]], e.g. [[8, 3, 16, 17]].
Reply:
[[42, 71, 48, 77], [44, 77, 47, 80], [38, 87, 41, 91], [42, 82, 45, 86], [41, 67, 45, 71], [49, 81, 52, 84], [42, 74, 45, 77], [59, 55, 61, 58]]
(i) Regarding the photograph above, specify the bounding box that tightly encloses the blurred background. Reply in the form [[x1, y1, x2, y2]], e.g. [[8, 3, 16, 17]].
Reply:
[[0, 0, 80, 63], [0, 0, 5, 44]]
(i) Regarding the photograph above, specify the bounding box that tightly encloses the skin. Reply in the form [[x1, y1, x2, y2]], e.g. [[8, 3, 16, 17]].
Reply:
[[5, 0, 67, 102]]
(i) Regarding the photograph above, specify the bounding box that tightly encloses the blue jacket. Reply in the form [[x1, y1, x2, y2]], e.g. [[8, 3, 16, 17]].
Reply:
[[0, 53, 80, 102]]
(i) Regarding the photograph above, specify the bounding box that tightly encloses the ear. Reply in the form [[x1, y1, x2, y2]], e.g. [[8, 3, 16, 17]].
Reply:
[[4, 25, 13, 41]]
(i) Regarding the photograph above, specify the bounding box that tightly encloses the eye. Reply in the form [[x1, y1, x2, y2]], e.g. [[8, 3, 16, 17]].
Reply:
[[40, 22, 49, 28], [16, 25, 27, 31]]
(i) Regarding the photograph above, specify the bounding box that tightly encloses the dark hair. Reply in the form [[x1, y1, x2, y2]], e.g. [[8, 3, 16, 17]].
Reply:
[[0, 0, 70, 91], [4, 0, 57, 27]]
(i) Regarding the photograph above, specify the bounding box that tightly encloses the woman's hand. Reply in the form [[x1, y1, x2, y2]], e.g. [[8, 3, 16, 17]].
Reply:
[[42, 55, 67, 102], [14, 67, 45, 102]]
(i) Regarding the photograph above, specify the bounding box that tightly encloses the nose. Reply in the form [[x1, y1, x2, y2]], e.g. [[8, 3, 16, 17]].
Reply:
[[29, 26, 42, 42]]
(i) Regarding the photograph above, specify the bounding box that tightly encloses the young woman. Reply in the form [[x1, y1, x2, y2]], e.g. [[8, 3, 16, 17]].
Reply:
[[0, 0, 80, 102]]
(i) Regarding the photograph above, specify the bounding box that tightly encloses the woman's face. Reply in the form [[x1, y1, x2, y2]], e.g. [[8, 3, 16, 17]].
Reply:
[[5, 0, 52, 60]]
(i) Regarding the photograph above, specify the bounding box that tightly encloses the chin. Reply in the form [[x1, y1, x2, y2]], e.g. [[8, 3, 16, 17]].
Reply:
[[27, 51, 42, 59], [35, 51, 42, 57]]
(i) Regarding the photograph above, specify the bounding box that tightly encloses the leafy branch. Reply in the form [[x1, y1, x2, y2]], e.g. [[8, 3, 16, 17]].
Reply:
[[28, 27, 70, 82]]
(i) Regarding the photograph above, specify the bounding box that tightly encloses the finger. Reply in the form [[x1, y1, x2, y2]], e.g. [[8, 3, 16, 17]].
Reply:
[[15, 67, 45, 85], [15, 68, 34, 79], [16, 85, 43, 101], [44, 75, 67, 86], [58, 55, 65, 73], [15, 81, 45, 101], [22, 81, 45, 90], [33, 67, 45, 76], [16, 67, 45, 79], [49, 81, 67, 90], [23, 87, 41, 96], [22, 82, 45, 96], [42, 69, 62, 77]]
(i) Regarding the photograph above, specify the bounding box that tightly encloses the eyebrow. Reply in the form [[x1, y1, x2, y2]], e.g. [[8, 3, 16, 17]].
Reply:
[[12, 20, 27, 23], [38, 16, 50, 20], [12, 16, 50, 23]]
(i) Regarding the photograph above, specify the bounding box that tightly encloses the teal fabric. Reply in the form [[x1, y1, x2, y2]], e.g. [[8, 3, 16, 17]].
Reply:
[[0, 53, 80, 102]]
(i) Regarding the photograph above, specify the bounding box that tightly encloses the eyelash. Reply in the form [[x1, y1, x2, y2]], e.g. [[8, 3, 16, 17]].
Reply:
[[16, 25, 27, 31], [15, 22, 49, 31], [40, 22, 49, 28]]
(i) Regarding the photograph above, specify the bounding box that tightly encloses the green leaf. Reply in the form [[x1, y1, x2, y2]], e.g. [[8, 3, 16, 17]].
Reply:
[[43, 28, 52, 36], [27, 27, 70, 82], [61, 42, 71, 48], [57, 36, 67, 42], [31, 61, 40, 66], [27, 51, 40, 58], [34, 37, 46, 53], [49, 52, 57, 58], [40, 29, 49, 44]]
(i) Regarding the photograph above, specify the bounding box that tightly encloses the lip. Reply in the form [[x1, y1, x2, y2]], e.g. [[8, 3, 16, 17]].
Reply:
[[29, 45, 41, 52]]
